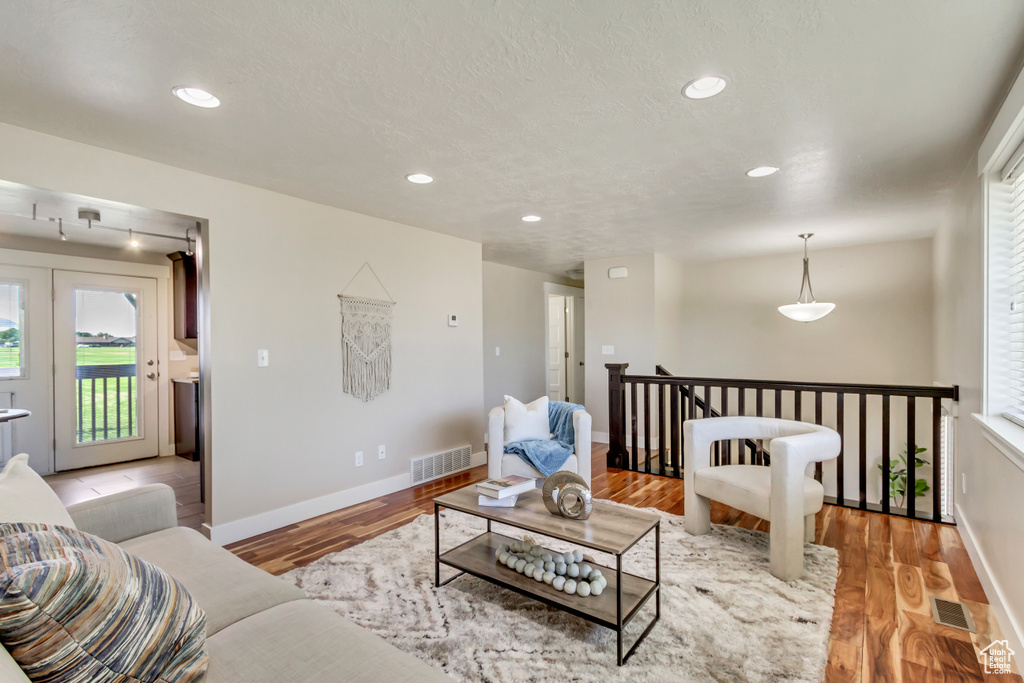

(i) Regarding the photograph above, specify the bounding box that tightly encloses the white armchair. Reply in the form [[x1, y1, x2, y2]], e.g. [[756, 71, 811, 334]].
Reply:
[[683, 417, 840, 581], [487, 405, 592, 485]]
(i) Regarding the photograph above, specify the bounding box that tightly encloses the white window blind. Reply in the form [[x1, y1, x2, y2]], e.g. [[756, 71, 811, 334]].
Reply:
[[1002, 154, 1024, 425]]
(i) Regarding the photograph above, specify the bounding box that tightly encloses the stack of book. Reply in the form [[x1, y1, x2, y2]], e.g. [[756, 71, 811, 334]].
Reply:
[[475, 475, 538, 507]]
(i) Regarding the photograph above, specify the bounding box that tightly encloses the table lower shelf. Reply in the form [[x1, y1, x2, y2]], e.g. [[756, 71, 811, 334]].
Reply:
[[438, 531, 657, 630]]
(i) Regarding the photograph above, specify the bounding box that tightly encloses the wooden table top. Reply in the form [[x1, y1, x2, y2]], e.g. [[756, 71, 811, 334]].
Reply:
[[434, 484, 660, 555]]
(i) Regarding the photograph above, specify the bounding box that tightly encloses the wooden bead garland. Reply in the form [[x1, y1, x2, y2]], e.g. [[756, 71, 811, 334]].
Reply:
[[493, 535, 608, 598]]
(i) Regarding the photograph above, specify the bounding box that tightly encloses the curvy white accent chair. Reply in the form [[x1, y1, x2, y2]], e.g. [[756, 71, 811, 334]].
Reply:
[[684, 416, 841, 581], [487, 406, 592, 486]]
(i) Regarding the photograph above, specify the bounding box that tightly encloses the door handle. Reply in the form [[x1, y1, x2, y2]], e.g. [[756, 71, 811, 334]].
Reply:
[[147, 360, 155, 366], [579, 361, 585, 366], [146, 372, 156, 380]]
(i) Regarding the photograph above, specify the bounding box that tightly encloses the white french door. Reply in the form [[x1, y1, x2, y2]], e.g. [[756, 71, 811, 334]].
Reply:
[[53, 271, 158, 470]]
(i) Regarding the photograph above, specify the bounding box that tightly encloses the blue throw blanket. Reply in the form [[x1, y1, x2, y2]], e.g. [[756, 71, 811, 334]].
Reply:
[[504, 401, 585, 477]]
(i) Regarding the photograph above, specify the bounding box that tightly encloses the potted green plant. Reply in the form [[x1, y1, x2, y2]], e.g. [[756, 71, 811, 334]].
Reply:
[[877, 444, 930, 508]]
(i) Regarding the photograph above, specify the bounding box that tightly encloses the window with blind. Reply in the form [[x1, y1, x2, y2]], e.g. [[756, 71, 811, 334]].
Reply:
[[992, 145, 1024, 427], [0, 282, 25, 379]]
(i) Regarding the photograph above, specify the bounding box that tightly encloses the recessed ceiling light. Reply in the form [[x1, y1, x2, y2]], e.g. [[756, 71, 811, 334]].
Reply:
[[682, 76, 727, 100], [521, 215, 541, 222], [406, 173, 433, 184], [746, 166, 779, 178], [172, 86, 220, 108]]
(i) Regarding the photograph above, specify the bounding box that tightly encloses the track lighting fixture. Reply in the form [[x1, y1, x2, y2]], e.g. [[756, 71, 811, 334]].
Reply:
[[58, 218, 67, 241], [129, 229, 139, 248], [78, 208, 100, 229], [185, 228, 194, 256]]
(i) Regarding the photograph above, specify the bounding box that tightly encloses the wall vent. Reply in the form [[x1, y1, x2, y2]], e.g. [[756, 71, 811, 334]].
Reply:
[[410, 445, 472, 486], [930, 596, 977, 632]]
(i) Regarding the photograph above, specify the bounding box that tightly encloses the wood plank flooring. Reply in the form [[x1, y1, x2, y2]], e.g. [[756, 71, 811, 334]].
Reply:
[[45, 456, 203, 531], [46, 448, 1020, 681], [228, 446, 1021, 682]]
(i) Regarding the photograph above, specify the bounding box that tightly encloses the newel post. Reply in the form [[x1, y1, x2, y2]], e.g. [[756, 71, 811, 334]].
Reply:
[[606, 363, 629, 469]]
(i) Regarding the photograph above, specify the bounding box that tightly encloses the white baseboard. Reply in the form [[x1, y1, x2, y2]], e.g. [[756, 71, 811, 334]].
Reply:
[[205, 451, 486, 546], [593, 431, 609, 444], [954, 503, 1023, 657]]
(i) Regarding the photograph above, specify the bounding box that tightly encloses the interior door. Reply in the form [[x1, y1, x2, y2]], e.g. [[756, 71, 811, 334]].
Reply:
[[0, 265, 53, 473], [548, 295, 565, 401], [53, 271, 158, 470], [571, 293, 585, 404]]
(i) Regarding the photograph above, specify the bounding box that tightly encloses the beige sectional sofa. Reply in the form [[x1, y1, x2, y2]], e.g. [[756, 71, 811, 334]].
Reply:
[[1, 484, 451, 682]]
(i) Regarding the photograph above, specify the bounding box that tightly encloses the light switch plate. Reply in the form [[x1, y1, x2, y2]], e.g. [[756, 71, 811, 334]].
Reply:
[[378, 445, 386, 460], [355, 451, 364, 467], [495, 346, 500, 356], [448, 314, 459, 327], [602, 345, 614, 355], [257, 349, 269, 367], [169, 349, 187, 362]]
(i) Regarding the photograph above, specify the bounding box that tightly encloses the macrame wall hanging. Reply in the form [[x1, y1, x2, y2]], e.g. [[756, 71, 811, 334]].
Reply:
[[338, 264, 396, 402]]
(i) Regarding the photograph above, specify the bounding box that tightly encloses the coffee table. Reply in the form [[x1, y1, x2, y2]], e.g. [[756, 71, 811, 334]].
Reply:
[[433, 484, 660, 665]]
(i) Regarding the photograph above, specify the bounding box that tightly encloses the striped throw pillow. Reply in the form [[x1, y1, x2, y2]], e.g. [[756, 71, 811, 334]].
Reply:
[[0, 523, 208, 683]]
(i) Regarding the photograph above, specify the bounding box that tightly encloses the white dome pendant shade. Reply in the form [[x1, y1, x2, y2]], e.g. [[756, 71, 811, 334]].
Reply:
[[778, 234, 835, 322]]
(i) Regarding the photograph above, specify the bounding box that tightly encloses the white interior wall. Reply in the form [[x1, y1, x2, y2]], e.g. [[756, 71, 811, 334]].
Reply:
[[481, 262, 574, 415], [675, 239, 935, 384], [654, 253, 687, 375], [583, 254, 657, 438], [0, 122, 485, 544], [935, 152, 1024, 652]]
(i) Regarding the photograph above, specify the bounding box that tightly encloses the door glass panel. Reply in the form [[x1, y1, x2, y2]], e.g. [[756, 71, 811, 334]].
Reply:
[[0, 282, 24, 379], [75, 290, 138, 443]]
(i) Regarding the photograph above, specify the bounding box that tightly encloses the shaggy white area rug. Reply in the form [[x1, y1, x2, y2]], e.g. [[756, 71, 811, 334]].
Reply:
[[285, 506, 838, 682]]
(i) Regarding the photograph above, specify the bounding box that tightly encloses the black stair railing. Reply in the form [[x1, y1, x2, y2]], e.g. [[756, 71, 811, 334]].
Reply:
[[606, 363, 959, 523]]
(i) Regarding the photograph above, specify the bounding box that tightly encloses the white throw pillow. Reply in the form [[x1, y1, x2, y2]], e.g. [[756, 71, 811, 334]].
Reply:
[[0, 454, 76, 528], [503, 395, 550, 443]]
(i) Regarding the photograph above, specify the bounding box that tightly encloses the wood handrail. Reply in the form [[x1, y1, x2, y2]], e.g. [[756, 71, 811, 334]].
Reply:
[[609, 364, 960, 523], [635, 371, 957, 400]]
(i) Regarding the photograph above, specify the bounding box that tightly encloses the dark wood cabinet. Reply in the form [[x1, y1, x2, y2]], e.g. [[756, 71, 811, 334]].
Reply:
[[173, 379, 203, 503], [167, 251, 198, 341]]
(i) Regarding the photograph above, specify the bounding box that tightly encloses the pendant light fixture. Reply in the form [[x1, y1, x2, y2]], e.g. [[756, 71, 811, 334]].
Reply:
[[778, 233, 835, 322]]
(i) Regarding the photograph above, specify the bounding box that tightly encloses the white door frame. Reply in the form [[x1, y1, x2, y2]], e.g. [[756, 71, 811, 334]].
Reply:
[[0, 249, 172, 474], [543, 283, 584, 404]]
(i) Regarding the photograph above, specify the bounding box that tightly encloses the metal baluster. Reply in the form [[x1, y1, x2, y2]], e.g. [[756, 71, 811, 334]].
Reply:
[[630, 381, 639, 472], [882, 395, 891, 516], [643, 382, 651, 474], [907, 397, 917, 520], [858, 394, 867, 510], [932, 397, 942, 522]]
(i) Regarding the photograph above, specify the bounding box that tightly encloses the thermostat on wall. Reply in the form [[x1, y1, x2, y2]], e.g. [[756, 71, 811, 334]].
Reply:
[[448, 314, 459, 327], [608, 267, 628, 279]]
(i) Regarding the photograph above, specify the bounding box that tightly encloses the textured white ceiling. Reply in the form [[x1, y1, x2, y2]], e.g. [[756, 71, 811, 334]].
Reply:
[[0, 1, 1022, 274]]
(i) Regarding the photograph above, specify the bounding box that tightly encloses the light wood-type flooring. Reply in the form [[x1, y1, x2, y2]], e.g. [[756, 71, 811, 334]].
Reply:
[[47, 449, 1020, 682]]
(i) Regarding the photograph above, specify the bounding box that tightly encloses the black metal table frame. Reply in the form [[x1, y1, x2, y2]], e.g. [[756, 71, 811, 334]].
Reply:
[[433, 502, 661, 666]]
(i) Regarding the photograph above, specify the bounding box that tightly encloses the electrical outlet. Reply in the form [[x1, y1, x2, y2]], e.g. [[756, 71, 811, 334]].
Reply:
[[355, 451, 363, 467], [961, 472, 966, 495], [378, 444, 386, 460]]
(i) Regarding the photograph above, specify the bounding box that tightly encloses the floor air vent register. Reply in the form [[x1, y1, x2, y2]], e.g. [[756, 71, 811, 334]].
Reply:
[[930, 596, 977, 633], [410, 445, 472, 485]]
